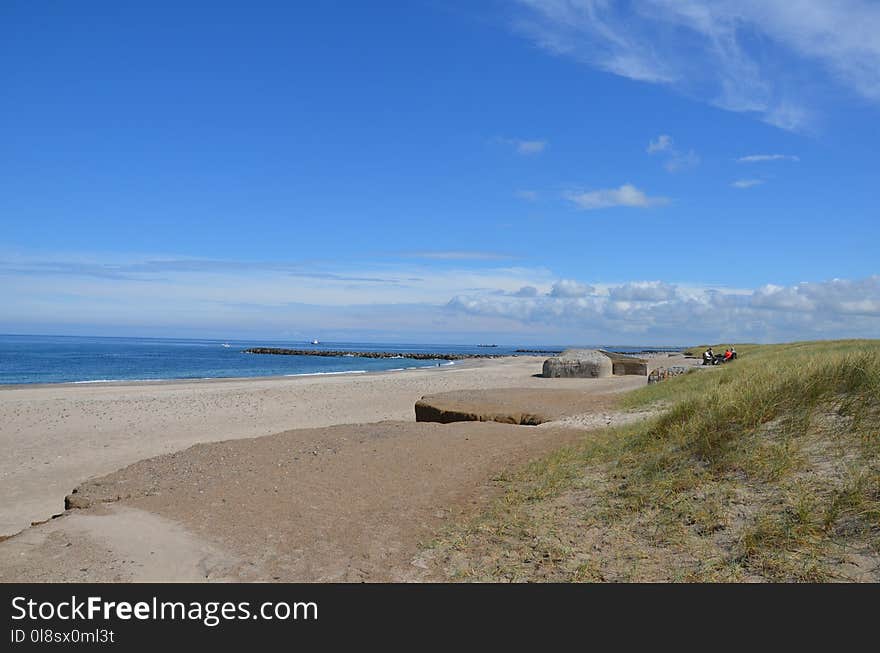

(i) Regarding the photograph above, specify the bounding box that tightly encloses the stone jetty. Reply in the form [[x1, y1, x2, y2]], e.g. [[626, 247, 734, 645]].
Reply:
[[243, 347, 507, 361]]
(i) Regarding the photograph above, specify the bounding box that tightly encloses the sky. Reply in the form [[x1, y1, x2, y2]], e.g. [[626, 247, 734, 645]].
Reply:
[[2, 0, 879, 345]]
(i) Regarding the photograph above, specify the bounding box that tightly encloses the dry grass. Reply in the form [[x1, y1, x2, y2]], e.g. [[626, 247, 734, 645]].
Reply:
[[426, 340, 880, 582]]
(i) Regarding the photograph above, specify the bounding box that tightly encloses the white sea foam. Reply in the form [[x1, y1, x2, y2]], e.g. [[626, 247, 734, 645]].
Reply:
[[69, 379, 118, 384], [68, 378, 160, 384], [283, 370, 368, 377]]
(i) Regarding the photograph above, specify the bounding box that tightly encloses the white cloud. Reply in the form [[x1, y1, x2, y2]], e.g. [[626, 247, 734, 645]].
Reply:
[[647, 134, 699, 172], [737, 154, 800, 163], [550, 279, 593, 298], [448, 274, 880, 341], [647, 134, 673, 153], [564, 184, 669, 210], [513, 285, 540, 297], [0, 251, 553, 311], [4, 250, 879, 343], [608, 281, 677, 301], [403, 251, 513, 261], [511, 1, 880, 130], [517, 140, 547, 154], [664, 149, 700, 173], [751, 277, 880, 316], [731, 178, 764, 189], [499, 137, 547, 155]]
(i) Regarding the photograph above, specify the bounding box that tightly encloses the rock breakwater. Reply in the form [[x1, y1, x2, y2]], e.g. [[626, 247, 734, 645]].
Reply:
[[243, 348, 506, 361]]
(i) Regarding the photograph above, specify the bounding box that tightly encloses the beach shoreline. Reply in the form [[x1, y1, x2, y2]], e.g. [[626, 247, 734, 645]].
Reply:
[[0, 353, 694, 581], [0, 355, 491, 392], [1, 357, 516, 536]]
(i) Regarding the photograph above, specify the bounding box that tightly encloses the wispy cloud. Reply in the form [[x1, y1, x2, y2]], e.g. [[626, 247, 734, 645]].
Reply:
[[402, 251, 514, 261], [0, 251, 545, 307], [564, 184, 669, 210], [646, 134, 673, 153], [515, 189, 539, 201], [511, 1, 880, 130], [664, 150, 700, 173], [731, 178, 764, 189], [289, 271, 410, 283], [737, 154, 800, 163], [646, 134, 699, 172], [0, 258, 300, 281], [0, 257, 417, 286], [498, 137, 547, 155]]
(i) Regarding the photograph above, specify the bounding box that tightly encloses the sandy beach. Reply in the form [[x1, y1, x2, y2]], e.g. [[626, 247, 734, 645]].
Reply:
[[0, 354, 690, 581]]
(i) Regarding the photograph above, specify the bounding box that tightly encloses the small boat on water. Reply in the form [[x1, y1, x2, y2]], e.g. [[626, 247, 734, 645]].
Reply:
[[222, 343, 232, 348], [310, 339, 320, 345]]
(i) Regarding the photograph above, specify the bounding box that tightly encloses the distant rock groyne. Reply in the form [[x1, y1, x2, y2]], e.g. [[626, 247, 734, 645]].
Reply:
[[243, 348, 506, 361], [515, 348, 564, 354]]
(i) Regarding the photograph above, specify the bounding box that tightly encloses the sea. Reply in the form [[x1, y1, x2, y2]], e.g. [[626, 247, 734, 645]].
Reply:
[[0, 334, 683, 385]]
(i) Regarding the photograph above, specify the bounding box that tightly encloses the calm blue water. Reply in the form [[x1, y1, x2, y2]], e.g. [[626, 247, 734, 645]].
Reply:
[[0, 335, 682, 385]]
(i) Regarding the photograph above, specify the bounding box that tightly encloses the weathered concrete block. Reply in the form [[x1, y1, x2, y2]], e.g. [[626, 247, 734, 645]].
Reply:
[[415, 396, 544, 425], [542, 349, 613, 378], [612, 359, 647, 375], [415, 388, 620, 425], [601, 351, 648, 376]]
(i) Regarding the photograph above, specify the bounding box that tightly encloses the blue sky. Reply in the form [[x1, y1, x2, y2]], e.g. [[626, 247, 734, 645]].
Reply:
[[2, 0, 879, 344]]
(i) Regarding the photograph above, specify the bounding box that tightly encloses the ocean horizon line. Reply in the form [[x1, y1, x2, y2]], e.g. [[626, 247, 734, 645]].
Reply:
[[0, 332, 690, 351]]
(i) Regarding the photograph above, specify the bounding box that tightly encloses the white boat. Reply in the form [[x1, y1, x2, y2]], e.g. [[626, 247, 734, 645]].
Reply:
[[310, 339, 320, 345], [222, 343, 232, 348]]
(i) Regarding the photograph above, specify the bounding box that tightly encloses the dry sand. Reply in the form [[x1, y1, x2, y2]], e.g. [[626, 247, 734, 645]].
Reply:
[[3, 421, 586, 582], [0, 354, 693, 582]]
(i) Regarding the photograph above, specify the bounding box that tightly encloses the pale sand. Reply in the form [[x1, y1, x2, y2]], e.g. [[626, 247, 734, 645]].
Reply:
[[0, 356, 623, 536], [0, 354, 694, 581], [2, 421, 583, 582]]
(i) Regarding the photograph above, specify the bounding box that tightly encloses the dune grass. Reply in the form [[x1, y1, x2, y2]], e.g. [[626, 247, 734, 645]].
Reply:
[[428, 340, 880, 582]]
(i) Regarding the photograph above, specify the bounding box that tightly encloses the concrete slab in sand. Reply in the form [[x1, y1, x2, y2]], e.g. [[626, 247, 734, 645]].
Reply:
[[415, 388, 622, 425], [1, 420, 584, 582]]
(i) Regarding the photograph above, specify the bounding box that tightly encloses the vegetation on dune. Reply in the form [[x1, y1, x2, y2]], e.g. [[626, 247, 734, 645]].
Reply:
[[429, 340, 880, 582]]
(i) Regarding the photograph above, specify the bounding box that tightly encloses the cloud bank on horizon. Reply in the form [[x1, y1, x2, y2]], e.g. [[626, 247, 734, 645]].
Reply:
[[3, 253, 879, 344], [448, 275, 880, 343]]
